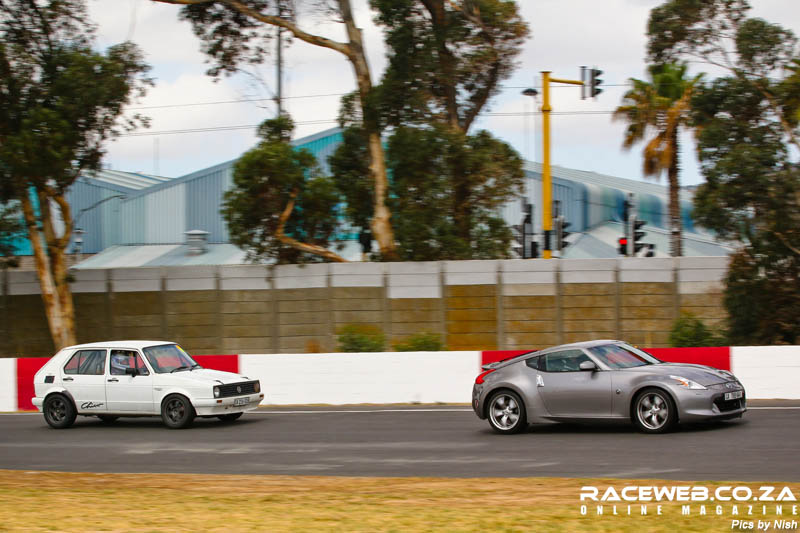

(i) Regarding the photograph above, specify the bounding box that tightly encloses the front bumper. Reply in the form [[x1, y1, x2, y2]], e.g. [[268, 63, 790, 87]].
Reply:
[[676, 383, 746, 422], [31, 397, 43, 412], [193, 393, 264, 416]]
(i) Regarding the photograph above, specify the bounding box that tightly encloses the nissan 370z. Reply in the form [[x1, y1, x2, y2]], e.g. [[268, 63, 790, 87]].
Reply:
[[472, 340, 746, 434], [32, 341, 264, 429]]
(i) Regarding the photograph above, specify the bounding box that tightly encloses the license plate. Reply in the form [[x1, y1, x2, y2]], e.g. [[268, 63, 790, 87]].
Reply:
[[234, 398, 249, 406], [724, 390, 743, 401]]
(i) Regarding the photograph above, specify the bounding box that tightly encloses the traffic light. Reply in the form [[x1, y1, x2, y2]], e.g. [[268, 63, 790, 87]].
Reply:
[[618, 237, 628, 256], [632, 217, 647, 253], [590, 68, 603, 97], [555, 215, 571, 252], [513, 202, 534, 258]]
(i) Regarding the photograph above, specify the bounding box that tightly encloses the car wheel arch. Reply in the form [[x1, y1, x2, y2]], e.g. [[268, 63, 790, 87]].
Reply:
[[629, 385, 679, 423], [44, 389, 76, 410]]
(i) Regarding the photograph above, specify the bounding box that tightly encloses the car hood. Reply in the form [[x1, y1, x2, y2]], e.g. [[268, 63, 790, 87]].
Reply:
[[624, 363, 735, 386], [164, 368, 252, 385]]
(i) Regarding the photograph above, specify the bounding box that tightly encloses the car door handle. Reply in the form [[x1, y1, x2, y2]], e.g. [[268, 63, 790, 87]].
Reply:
[[107, 378, 119, 383], [63, 377, 73, 382], [537, 375, 545, 387]]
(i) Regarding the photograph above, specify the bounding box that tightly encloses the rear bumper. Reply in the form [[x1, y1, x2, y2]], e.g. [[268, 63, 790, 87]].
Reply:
[[31, 397, 43, 412], [193, 393, 264, 416]]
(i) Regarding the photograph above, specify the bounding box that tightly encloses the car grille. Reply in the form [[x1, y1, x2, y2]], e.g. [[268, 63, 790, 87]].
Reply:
[[714, 396, 745, 412], [217, 381, 258, 398]]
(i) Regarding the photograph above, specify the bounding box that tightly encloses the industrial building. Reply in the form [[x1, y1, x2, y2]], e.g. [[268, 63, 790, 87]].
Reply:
[[10, 127, 731, 268]]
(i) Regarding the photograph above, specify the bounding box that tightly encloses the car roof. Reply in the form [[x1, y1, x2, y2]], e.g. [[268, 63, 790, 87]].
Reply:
[[536, 339, 623, 354], [62, 340, 176, 351]]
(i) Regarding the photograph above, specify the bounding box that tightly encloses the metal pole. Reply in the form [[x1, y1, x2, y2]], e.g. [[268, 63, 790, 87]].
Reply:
[[541, 71, 552, 259]]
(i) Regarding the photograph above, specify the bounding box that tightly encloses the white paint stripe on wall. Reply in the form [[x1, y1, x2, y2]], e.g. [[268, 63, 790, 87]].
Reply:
[[732, 346, 800, 400], [240, 351, 482, 405], [0, 359, 17, 411]]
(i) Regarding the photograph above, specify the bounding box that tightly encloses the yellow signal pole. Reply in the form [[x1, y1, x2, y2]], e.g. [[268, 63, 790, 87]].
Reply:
[[540, 71, 584, 259]]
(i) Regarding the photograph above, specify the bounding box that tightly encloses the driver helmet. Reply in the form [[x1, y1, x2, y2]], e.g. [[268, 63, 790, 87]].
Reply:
[[111, 353, 131, 373]]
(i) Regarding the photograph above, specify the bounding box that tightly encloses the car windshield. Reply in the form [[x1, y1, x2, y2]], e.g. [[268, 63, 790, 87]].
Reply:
[[588, 343, 662, 369], [142, 344, 199, 373]]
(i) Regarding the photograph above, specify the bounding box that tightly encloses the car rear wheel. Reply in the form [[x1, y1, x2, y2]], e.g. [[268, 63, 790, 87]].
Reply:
[[217, 412, 243, 423], [487, 390, 527, 434], [633, 388, 677, 434], [97, 415, 119, 424], [161, 394, 196, 429], [44, 394, 76, 429]]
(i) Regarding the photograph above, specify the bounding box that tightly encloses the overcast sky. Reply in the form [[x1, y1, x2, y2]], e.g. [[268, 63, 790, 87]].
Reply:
[[88, 0, 799, 187]]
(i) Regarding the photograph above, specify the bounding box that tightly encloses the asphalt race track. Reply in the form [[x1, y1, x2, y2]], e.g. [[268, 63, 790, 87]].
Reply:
[[1, 406, 799, 481]]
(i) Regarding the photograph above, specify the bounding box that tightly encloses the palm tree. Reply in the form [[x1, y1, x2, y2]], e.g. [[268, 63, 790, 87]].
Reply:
[[614, 63, 702, 257]]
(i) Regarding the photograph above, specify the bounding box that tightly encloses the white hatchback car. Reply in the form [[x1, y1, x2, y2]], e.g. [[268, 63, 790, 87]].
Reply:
[[32, 340, 264, 429]]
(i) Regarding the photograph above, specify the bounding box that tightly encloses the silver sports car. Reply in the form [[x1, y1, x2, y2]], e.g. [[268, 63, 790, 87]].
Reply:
[[472, 340, 746, 434]]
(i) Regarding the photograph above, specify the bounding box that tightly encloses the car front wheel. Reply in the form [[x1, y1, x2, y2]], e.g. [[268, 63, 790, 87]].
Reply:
[[44, 394, 76, 429], [633, 388, 677, 434], [487, 390, 527, 434], [161, 394, 196, 429]]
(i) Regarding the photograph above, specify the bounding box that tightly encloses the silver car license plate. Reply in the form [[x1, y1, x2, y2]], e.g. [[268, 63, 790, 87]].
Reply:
[[234, 398, 249, 406], [724, 390, 743, 401]]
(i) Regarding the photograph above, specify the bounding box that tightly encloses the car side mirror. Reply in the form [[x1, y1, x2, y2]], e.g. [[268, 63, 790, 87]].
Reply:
[[579, 361, 598, 371], [125, 367, 139, 377]]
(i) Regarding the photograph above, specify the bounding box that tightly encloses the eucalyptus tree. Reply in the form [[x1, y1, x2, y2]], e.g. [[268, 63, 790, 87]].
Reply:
[[0, 0, 150, 348]]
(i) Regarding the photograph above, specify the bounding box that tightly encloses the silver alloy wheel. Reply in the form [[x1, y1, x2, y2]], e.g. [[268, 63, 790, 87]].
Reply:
[[47, 397, 67, 423], [166, 398, 185, 424], [637, 391, 669, 430], [490, 394, 521, 430]]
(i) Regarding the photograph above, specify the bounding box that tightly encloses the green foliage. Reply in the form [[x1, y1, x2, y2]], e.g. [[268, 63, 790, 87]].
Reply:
[[371, 0, 528, 131], [669, 312, 724, 347], [337, 324, 385, 353], [647, 0, 800, 345], [221, 116, 342, 264], [393, 332, 443, 352], [385, 125, 523, 261], [0, 1, 150, 201]]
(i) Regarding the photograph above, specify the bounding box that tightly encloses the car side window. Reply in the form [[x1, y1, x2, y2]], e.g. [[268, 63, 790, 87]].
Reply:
[[110, 350, 150, 376], [525, 356, 542, 370], [541, 350, 592, 372], [63, 350, 106, 375]]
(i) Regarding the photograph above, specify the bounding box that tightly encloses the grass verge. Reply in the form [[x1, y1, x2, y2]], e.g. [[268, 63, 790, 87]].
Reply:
[[1, 470, 798, 532]]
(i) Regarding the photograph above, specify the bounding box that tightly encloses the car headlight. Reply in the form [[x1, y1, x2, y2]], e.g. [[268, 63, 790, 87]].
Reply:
[[254, 381, 261, 393], [213, 386, 220, 398], [670, 375, 707, 390]]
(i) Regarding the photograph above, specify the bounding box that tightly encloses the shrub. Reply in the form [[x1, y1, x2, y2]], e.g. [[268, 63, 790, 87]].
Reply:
[[337, 324, 385, 352], [393, 332, 444, 352], [669, 312, 725, 347]]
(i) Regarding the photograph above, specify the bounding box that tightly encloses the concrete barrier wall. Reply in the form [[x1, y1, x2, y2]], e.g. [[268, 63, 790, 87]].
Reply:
[[240, 351, 482, 405], [6, 346, 800, 411], [0, 257, 730, 357]]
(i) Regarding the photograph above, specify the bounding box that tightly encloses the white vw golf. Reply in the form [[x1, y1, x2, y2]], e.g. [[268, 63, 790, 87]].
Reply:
[[32, 340, 264, 429]]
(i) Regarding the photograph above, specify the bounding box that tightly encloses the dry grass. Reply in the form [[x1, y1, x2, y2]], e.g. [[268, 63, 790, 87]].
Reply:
[[0, 470, 798, 532]]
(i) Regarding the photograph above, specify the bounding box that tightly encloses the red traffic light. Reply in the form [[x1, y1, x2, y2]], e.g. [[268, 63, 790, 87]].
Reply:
[[618, 238, 628, 245]]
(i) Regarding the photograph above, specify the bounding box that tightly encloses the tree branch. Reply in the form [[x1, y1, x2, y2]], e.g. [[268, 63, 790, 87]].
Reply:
[[220, 0, 352, 58], [275, 189, 349, 262]]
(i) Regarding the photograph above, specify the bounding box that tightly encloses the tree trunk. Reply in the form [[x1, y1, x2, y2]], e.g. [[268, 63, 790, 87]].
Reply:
[[668, 130, 683, 257], [338, 0, 397, 259], [20, 194, 75, 350]]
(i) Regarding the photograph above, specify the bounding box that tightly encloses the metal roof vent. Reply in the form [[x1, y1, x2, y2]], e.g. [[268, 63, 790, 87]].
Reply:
[[185, 230, 210, 255]]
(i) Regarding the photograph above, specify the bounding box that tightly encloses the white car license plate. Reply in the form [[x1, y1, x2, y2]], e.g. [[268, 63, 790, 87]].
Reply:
[[234, 398, 249, 406], [724, 390, 743, 401]]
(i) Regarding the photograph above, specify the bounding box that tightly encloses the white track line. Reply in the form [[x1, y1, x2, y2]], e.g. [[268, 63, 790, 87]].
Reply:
[[2, 407, 800, 416]]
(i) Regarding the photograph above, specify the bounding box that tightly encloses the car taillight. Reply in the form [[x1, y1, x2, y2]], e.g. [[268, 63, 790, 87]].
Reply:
[[475, 369, 495, 385]]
